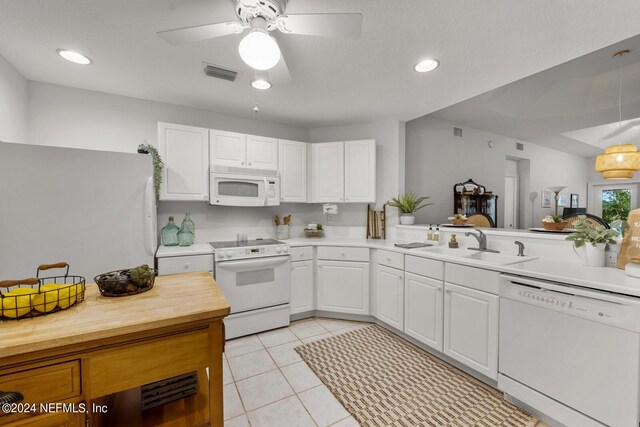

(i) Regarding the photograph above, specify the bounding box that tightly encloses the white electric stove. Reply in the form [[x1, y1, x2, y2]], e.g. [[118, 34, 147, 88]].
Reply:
[[210, 239, 291, 339]]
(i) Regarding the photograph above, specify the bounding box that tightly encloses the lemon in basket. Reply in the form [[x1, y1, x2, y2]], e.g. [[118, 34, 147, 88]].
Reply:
[[2, 288, 37, 318], [55, 283, 82, 309], [32, 284, 60, 313]]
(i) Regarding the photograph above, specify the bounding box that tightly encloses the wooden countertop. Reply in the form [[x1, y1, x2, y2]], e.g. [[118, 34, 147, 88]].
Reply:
[[0, 272, 230, 360]]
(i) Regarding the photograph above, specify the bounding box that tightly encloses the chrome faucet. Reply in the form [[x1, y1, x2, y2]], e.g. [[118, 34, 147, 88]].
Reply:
[[465, 229, 500, 253], [514, 241, 525, 257]]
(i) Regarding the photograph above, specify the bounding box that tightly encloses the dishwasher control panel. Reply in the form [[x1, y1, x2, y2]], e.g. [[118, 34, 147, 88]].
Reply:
[[499, 278, 640, 331]]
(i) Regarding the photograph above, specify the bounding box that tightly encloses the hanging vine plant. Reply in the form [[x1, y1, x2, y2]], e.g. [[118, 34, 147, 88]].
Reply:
[[138, 141, 164, 200]]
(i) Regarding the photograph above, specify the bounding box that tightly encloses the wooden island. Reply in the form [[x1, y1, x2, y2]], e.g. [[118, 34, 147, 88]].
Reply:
[[0, 272, 230, 427]]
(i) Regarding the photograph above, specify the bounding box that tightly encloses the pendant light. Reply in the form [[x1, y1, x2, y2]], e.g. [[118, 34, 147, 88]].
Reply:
[[595, 49, 640, 179]]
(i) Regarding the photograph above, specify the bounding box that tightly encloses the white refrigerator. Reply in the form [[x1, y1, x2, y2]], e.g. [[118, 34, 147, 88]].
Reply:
[[0, 142, 157, 282]]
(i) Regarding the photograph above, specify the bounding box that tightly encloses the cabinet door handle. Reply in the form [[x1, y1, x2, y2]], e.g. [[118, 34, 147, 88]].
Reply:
[[437, 287, 442, 292], [185, 263, 190, 269], [241, 161, 245, 165], [446, 289, 451, 294], [397, 275, 402, 279], [248, 162, 252, 166]]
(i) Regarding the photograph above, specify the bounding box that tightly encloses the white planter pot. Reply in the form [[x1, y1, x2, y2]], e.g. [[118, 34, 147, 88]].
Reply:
[[573, 243, 606, 267], [400, 215, 415, 225]]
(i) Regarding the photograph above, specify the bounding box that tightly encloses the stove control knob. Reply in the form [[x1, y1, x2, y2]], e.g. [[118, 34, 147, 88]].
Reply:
[[226, 250, 233, 258], [276, 246, 283, 254], [217, 252, 225, 259], [282, 246, 289, 253]]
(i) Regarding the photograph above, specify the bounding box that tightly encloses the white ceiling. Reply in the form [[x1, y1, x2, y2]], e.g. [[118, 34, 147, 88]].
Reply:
[[2, 0, 640, 128], [433, 34, 640, 158]]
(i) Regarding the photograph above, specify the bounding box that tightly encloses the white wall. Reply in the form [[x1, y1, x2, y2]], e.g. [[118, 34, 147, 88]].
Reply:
[[27, 81, 309, 152], [0, 54, 28, 143], [405, 115, 589, 228], [309, 120, 406, 225]]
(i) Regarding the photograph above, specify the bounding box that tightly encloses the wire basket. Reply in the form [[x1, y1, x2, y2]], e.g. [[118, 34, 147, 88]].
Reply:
[[94, 266, 157, 297], [0, 262, 86, 320]]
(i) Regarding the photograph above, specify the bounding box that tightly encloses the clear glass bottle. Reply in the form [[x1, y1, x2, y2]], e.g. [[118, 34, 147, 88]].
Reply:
[[161, 216, 179, 246]]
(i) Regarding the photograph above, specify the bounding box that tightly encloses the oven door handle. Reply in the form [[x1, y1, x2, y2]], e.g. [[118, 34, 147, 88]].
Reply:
[[217, 256, 289, 271]]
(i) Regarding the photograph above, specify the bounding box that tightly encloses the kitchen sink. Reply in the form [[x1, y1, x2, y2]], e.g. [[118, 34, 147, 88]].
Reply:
[[415, 246, 537, 266]]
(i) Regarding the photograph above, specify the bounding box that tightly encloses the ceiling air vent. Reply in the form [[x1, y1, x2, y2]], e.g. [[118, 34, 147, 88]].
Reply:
[[453, 127, 463, 138], [516, 142, 524, 151], [203, 63, 238, 82]]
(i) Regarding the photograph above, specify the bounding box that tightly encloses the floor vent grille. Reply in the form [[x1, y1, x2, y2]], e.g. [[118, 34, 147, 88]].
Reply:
[[203, 63, 238, 82], [141, 371, 198, 411]]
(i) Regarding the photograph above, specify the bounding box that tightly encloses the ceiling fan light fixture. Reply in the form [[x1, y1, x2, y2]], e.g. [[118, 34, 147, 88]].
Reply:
[[56, 49, 92, 65], [239, 28, 281, 70], [251, 70, 272, 90], [414, 58, 439, 73]]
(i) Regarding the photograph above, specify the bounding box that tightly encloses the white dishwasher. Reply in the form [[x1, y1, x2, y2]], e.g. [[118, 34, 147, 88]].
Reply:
[[499, 274, 640, 427]]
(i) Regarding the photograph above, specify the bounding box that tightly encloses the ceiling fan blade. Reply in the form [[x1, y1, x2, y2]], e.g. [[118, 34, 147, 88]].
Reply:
[[157, 21, 245, 45], [270, 53, 292, 85], [275, 13, 363, 39]]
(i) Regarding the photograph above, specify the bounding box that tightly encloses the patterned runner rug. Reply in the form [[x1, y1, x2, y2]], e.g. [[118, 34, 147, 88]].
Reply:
[[295, 325, 538, 427]]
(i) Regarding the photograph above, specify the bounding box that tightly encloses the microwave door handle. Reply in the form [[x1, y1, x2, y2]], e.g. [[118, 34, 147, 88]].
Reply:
[[264, 177, 269, 206]]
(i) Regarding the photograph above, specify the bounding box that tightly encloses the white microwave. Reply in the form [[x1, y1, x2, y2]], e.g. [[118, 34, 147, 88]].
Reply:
[[209, 166, 280, 207]]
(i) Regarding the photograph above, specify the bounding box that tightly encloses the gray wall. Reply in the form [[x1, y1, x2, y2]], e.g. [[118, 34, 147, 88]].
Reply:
[[405, 115, 589, 228], [0, 54, 28, 143], [27, 81, 309, 151]]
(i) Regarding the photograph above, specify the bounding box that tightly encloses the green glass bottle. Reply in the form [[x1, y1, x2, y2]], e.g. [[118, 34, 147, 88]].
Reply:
[[178, 213, 195, 247], [161, 216, 179, 246]]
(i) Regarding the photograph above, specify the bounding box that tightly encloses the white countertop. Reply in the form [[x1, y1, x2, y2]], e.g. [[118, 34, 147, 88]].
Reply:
[[156, 243, 214, 257], [285, 237, 640, 298]]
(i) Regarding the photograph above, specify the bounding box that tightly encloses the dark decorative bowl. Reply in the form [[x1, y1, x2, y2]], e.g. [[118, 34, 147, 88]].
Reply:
[[94, 267, 157, 297]]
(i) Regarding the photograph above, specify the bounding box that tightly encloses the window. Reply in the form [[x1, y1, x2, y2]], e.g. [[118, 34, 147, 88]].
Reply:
[[602, 188, 631, 224]]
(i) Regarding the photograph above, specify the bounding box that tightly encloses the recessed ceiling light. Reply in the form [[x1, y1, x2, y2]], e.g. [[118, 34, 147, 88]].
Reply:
[[414, 59, 439, 73], [56, 49, 92, 65]]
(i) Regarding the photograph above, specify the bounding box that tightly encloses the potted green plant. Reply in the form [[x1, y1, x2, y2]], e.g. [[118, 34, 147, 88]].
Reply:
[[565, 215, 619, 267], [388, 193, 433, 225]]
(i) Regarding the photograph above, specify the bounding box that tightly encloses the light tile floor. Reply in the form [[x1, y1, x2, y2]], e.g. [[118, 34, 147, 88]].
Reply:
[[223, 317, 550, 427]]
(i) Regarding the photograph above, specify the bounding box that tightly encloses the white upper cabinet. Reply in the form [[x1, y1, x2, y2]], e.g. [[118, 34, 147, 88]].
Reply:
[[344, 140, 376, 203], [278, 139, 307, 202], [158, 122, 209, 201], [210, 131, 278, 170], [246, 135, 278, 170], [310, 140, 376, 203], [310, 142, 345, 203], [209, 130, 247, 168]]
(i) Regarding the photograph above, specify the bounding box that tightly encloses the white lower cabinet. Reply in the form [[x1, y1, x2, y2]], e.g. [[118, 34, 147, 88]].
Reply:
[[291, 260, 314, 314], [376, 265, 404, 330], [404, 272, 443, 352], [317, 260, 369, 315], [443, 282, 499, 380]]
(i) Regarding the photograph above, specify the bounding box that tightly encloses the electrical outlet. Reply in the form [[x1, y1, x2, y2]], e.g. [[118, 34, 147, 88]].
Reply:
[[606, 250, 618, 266]]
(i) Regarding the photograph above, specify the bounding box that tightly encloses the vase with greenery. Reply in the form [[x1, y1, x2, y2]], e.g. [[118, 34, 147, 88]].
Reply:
[[565, 215, 619, 266], [388, 192, 433, 225], [138, 141, 164, 200]]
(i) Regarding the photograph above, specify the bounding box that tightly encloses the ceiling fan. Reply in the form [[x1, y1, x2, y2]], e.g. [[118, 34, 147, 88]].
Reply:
[[157, 0, 363, 85]]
